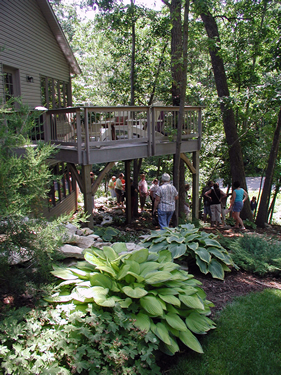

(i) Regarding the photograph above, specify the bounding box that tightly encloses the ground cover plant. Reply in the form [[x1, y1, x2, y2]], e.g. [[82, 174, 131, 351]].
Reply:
[[46, 244, 216, 356], [227, 234, 281, 277], [167, 288, 281, 375], [0, 303, 160, 375], [141, 224, 237, 280]]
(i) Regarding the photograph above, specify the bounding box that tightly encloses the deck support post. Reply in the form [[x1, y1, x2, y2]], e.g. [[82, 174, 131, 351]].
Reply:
[[192, 151, 200, 220], [125, 160, 132, 224], [82, 164, 94, 228]]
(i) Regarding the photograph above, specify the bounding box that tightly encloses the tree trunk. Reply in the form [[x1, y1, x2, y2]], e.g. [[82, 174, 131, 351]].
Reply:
[[256, 109, 281, 227], [169, 0, 189, 225], [170, 0, 182, 106], [130, 0, 135, 106], [198, 5, 252, 219]]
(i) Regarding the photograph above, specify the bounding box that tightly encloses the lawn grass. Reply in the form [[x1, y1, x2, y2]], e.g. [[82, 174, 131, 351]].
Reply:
[[167, 289, 281, 375]]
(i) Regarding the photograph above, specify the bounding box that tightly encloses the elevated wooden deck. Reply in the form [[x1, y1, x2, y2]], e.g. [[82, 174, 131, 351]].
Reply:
[[39, 105, 202, 165]]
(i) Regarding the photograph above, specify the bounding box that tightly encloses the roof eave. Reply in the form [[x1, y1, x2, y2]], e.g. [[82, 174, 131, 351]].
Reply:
[[36, 0, 81, 75]]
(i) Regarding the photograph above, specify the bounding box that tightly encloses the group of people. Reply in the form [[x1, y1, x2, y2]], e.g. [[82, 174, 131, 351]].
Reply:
[[107, 173, 256, 231], [202, 180, 256, 230], [108, 172, 179, 230]]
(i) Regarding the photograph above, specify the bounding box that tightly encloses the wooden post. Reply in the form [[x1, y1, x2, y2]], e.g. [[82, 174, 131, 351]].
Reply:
[[82, 164, 93, 228], [125, 160, 132, 224], [192, 151, 199, 220]]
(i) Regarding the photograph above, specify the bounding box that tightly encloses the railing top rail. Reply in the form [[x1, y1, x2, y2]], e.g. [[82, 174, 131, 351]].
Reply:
[[47, 107, 81, 114], [151, 106, 204, 111], [46, 105, 204, 115], [83, 106, 150, 111]]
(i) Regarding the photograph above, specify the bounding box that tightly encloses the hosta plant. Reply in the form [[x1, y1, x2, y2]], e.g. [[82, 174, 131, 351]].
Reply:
[[141, 224, 238, 280], [47, 244, 216, 355]]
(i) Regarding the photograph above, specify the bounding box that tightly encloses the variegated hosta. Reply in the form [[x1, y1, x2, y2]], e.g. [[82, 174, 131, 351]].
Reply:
[[47, 244, 215, 355], [141, 224, 238, 280]]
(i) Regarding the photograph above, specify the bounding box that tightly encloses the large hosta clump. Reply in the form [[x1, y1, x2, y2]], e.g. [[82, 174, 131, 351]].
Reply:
[[47, 244, 215, 355], [141, 224, 238, 280]]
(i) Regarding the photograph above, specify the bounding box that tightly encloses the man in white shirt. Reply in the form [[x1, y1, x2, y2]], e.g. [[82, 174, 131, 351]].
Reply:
[[153, 173, 178, 230]]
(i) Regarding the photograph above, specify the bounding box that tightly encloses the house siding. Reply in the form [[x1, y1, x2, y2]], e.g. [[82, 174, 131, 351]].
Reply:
[[0, 0, 71, 108], [43, 191, 77, 220]]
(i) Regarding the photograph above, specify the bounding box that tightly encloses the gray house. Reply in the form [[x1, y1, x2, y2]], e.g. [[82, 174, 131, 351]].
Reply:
[[0, 0, 80, 108], [0, 0, 81, 219]]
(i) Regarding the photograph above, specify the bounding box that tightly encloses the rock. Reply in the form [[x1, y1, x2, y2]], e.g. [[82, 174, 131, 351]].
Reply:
[[8, 248, 32, 265], [65, 223, 79, 233], [82, 228, 94, 235], [101, 215, 113, 226], [59, 244, 85, 259], [66, 235, 96, 249], [125, 243, 144, 252], [87, 234, 102, 240], [92, 241, 112, 249]]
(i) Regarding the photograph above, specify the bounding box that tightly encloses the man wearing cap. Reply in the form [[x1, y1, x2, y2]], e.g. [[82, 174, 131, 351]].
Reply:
[[153, 173, 178, 230]]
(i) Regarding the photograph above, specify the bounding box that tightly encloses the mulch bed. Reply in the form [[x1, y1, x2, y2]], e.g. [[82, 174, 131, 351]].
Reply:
[[193, 269, 281, 316]]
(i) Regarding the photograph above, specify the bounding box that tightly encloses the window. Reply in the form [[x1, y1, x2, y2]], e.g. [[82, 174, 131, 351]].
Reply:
[[3, 65, 20, 102], [40, 75, 70, 109]]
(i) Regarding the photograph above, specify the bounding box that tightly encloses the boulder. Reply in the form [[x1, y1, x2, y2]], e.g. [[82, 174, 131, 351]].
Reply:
[[59, 244, 85, 259]]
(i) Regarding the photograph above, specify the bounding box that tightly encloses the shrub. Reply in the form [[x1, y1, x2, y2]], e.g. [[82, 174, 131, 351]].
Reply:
[[141, 224, 237, 280], [229, 234, 281, 276], [47, 244, 216, 355], [0, 304, 160, 375]]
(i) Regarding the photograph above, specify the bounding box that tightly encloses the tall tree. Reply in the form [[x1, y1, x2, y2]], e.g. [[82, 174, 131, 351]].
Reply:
[[194, 0, 252, 219], [161, 0, 190, 222]]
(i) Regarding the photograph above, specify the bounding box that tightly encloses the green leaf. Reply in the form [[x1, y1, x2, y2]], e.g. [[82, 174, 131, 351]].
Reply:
[[102, 246, 118, 261], [145, 271, 172, 284], [95, 296, 116, 307], [115, 297, 132, 308], [90, 273, 113, 289], [133, 312, 151, 332], [51, 267, 78, 280], [158, 250, 172, 263], [165, 313, 187, 331], [195, 247, 211, 263], [208, 247, 234, 265], [179, 294, 204, 310], [204, 238, 222, 248], [154, 322, 171, 345], [184, 233, 200, 242], [208, 259, 225, 280], [112, 242, 128, 254], [159, 294, 181, 307], [187, 242, 199, 251], [179, 329, 204, 353], [163, 335, 180, 355], [148, 242, 167, 253], [44, 294, 73, 303], [75, 286, 108, 300], [166, 235, 185, 244], [125, 248, 149, 263], [117, 264, 131, 280], [122, 286, 148, 298], [156, 287, 179, 295], [196, 256, 209, 274], [185, 312, 215, 334], [68, 268, 90, 280], [139, 262, 160, 276], [140, 295, 164, 316], [84, 251, 117, 277], [168, 243, 187, 259]]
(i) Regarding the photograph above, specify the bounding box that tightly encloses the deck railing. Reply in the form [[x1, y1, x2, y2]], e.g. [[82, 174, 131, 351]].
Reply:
[[41, 105, 201, 156]]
